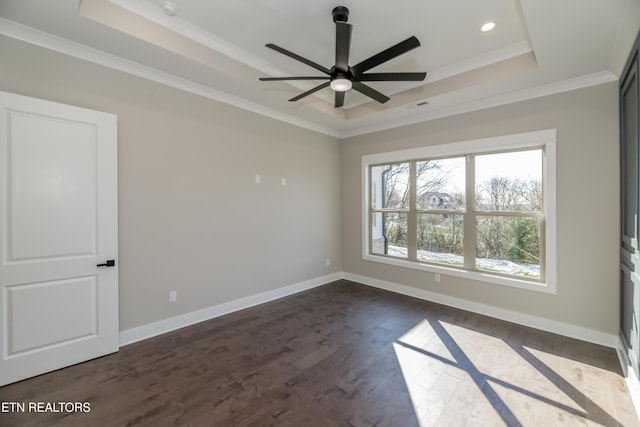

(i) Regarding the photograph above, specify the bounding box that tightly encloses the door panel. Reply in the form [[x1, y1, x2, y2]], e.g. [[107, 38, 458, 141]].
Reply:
[[622, 266, 640, 369], [0, 91, 118, 386], [623, 70, 638, 252], [8, 277, 97, 354], [9, 112, 97, 260]]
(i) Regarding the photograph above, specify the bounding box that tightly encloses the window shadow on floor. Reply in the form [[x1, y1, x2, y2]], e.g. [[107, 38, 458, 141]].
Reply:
[[392, 316, 627, 426]]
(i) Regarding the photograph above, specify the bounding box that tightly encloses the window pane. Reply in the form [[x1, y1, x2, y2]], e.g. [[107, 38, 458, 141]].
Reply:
[[476, 215, 541, 278], [370, 212, 408, 258], [417, 214, 464, 267], [416, 157, 465, 210], [371, 163, 410, 209], [475, 150, 542, 212]]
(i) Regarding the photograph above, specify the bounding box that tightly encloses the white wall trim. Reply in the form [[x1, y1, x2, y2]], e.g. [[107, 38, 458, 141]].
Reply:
[[108, 0, 285, 77], [617, 338, 640, 420], [120, 270, 630, 408], [119, 272, 342, 346], [121, 271, 619, 349], [343, 272, 618, 348], [426, 41, 533, 84], [0, 18, 340, 139], [0, 18, 617, 140], [341, 71, 617, 138], [360, 129, 557, 294]]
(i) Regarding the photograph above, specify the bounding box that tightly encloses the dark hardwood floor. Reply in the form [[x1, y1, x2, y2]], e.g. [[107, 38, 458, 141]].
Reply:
[[0, 280, 638, 426]]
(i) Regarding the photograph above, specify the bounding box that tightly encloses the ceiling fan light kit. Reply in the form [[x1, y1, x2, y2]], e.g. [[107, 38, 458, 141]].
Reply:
[[260, 6, 426, 108], [330, 78, 352, 92]]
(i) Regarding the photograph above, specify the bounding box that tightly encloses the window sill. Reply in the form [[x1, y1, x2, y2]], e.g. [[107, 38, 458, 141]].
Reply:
[[362, 253, 556, 294]]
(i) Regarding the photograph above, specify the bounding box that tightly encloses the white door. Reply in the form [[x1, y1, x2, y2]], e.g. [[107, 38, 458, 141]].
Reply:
[[0, 91, 118, 386]]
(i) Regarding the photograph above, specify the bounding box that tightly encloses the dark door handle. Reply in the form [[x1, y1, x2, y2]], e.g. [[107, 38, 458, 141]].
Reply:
[[97, 260, 116, 267]]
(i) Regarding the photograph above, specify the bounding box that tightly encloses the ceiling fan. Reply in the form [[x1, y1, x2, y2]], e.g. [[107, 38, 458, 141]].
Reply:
[[260, 6, 427, 108]]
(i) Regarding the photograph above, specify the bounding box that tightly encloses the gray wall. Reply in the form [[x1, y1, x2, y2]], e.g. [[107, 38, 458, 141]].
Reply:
[[0, 37, 342, 330], [0, 35, 621, 337], [341, 82, 620, 335]]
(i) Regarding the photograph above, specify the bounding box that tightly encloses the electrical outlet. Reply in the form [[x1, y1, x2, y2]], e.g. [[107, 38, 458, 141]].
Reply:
[[326, 258, 331, 267], [169, 291, 177, 303], [255, 174, 261, 184], [281, 178, 287, 186], [434, 273, 441, 282]]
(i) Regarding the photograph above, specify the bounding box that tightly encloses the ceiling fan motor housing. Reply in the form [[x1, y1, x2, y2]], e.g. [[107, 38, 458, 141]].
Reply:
[[332, 6, 349, 23], [330, 66, 351, 80]]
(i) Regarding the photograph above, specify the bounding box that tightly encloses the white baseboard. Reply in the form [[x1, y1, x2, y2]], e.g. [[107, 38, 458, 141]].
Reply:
[[617, 338, 640, 420], [119, 272, 342, 346], [343, 272, 618, 348], [119, 271, 636, 414], [120, 271, 618, 349]]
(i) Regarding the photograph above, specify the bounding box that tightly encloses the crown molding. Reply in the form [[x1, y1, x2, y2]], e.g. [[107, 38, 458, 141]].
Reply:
[[107, 0, 279, 75], [426, 40, 533, 84], [340, 70, 617, 138], [0, 18, 340, 138], [0, 18, 618, 140]]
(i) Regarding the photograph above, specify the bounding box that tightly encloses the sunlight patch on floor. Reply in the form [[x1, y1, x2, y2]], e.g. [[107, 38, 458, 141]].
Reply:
[[390, 318, 625, 426]]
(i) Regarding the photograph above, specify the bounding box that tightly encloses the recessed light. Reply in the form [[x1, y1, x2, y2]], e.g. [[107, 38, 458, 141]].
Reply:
[[481, 22, 496, 32], [161, 1, 178, 16]]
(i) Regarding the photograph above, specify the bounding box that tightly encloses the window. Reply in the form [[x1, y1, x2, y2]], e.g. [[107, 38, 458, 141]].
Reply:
[[362, 129, 556, 293]]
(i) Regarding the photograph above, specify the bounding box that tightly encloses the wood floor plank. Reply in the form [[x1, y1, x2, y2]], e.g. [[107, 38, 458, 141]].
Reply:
[[0, 280, 637, 427]]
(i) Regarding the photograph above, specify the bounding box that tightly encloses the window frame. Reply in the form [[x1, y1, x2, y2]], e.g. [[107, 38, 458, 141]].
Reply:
[[361, 129, 557, 294]]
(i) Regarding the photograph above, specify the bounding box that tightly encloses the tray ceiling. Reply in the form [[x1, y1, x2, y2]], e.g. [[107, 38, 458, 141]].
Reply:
[[0, 0, 638, 137]]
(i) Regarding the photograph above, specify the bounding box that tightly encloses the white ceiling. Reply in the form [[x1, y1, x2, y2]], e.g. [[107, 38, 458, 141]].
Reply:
[[0, 0, 639, 137]]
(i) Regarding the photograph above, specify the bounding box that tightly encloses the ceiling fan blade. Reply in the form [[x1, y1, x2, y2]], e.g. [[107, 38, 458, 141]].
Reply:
[[260, 77, 330, 81], [289, 81, 331, 102], [357, 72, 426, 82], [335, 91, 345, 108], [335, 22, 352, 72], [351, 36, 421, 76], [352, 82, 390, 104], [266, 44, 332, 75]]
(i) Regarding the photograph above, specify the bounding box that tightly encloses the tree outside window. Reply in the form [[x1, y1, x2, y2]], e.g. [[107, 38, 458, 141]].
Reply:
[[369, 148, 544, 280]]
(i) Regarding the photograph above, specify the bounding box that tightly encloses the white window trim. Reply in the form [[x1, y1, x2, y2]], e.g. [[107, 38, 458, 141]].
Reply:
[[361, 129, 557, 294]]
